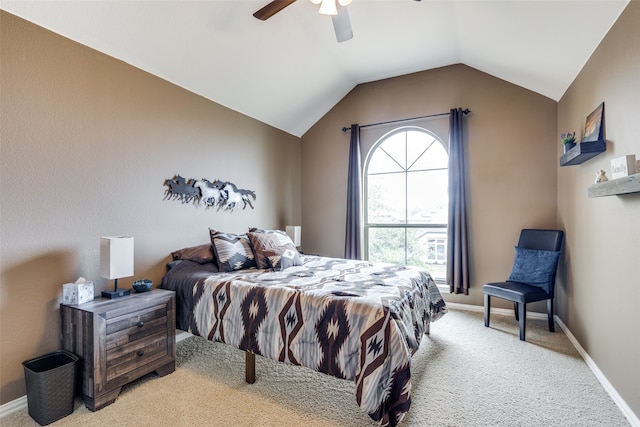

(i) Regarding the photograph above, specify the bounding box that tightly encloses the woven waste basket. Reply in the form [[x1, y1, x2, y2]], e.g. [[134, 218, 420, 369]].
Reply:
[[22, 350, 79, 425]]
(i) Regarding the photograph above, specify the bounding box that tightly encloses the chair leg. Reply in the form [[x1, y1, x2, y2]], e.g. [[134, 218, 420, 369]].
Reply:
[[518, 302, 526, 341], [547, 299, 555, 332], [514, 302, 519, 321], [484, 294, 490, 327]]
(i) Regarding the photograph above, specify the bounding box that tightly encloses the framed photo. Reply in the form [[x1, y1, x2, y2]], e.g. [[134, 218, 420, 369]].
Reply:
[[582, 102, 605, 142]]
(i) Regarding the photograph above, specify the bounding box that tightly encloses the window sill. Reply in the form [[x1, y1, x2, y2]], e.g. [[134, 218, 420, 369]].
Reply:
[[436, 283, 449, 293]]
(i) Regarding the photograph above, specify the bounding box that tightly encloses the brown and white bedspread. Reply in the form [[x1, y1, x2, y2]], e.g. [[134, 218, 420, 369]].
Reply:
[[165, 255, 447, 426]]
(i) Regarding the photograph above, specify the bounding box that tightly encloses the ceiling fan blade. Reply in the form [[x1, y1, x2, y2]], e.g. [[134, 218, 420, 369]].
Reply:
[[332, 6, 353, 42], [253, 0, 297, 21]]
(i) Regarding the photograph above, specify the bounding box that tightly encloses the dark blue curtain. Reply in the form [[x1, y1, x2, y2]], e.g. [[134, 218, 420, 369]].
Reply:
[[447, 109, 470, 294], [344, 124, 362, 259]]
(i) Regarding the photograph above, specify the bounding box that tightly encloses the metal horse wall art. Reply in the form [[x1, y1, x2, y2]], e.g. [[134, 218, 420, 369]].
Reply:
[[163, 175, 256, 212]]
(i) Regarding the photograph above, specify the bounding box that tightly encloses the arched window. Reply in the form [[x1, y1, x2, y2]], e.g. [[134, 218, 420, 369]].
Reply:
[[364, 126, 448, 282]]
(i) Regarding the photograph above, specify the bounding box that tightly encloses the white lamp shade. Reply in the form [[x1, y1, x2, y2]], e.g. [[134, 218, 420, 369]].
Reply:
[[318, 0, 338, 15], [100, 236, 134, 280], [286, 226, 302, 247]]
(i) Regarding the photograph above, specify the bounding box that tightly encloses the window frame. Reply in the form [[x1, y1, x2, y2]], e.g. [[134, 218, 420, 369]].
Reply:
[[363, 126, 449, 284]]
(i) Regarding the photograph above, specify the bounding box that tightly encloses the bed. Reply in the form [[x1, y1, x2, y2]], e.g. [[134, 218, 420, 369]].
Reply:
[[159, 230, 447, 427]]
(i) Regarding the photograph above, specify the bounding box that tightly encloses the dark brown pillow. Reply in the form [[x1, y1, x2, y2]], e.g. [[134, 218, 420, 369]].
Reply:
[[171, 244, 215, 264]]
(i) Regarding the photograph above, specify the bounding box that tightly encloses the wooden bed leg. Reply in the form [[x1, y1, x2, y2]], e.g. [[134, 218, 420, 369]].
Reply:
[[245, 351, 255, 384]]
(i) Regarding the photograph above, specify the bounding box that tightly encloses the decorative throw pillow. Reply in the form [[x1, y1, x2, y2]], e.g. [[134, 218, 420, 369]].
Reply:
[[247, 228, 296, 269], [171, 244, 215, 264], [209, 229, 257, 272], [263, 244, 302, 271], [507, 247, 561, 293]]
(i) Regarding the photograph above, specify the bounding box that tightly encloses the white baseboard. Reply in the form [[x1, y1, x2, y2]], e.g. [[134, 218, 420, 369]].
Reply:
[[176, 329, 193, 343], [0, 395, 27, 418], [3, 308, 638, 426]]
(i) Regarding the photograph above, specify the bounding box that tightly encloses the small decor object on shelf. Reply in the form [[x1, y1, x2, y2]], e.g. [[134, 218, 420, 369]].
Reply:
[[582, 102, 605, 142], [561, 131, 576, 153], [610, 155, 637, 179], [595, 169, 609, 183], [132, 279, 153, 293]]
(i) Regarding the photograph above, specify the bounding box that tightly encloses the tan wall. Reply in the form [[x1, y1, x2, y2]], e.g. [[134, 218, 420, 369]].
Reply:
[[301, 64, 558, 308], [0, 11, 301, 404], [556, 1, 640, 418], [3, 2, 638, 420]]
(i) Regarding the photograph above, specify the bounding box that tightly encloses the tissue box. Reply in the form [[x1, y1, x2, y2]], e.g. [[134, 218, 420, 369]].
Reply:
[[63, 282, 94, 305], [610, 155, 636, 179]]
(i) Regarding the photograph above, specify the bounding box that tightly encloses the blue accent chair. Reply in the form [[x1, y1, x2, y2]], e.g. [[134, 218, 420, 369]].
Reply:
[[483, 229, 564, 341]]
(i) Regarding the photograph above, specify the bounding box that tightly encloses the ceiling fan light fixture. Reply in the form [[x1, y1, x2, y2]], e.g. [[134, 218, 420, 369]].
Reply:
[[318, 0, 338, 15], [338, 0, 352, 5], [310, 0, 321, 4]]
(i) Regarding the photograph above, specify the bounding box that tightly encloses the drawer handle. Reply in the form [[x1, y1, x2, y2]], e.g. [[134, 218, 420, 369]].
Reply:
[[137, 350, 144, 357], [137, 321, 144, 328]]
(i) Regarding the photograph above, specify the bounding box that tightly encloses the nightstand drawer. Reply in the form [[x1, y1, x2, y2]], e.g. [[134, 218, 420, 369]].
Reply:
[[106, 303, 169, 349], [106, 332, 169, 382]]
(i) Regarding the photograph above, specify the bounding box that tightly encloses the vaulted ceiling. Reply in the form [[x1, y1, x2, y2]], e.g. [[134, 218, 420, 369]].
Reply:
[[1, 1, 629, 137]]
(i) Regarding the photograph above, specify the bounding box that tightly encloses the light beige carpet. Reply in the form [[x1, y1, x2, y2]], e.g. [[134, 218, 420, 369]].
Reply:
[[3, 308, 630, 426]]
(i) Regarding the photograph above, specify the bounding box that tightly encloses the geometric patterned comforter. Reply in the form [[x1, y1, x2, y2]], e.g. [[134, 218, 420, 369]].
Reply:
[[166, 255, 447, 426]]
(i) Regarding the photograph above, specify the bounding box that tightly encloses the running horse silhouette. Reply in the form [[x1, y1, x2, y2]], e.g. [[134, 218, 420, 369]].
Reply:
[[165, 176, 255, 211], [164, 175, 199, 203], [194, 179, 224, 208], [214, 181, 256, 211]]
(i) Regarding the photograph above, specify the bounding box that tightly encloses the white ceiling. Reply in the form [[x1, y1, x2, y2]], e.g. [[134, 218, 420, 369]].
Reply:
[[1, 0, 629, 137]]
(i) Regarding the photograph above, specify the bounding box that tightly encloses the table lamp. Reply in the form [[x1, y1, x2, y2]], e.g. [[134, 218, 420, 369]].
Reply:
[[100, 236, 134, 299], [286, 226, 301, 247]]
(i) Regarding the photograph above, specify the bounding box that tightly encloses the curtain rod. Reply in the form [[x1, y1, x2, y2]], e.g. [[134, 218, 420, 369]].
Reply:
[[341, 109, 471, 133]]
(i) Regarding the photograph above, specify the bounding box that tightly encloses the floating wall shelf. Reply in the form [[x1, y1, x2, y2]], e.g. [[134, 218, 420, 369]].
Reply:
[[560, 140, 606, 166], [588, 174, 640, 197]]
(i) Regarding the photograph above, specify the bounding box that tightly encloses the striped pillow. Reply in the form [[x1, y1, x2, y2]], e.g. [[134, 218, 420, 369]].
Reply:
[[247, 228, 296, 269], [263, 244, 302, 271], [209, 229, 257, 272]]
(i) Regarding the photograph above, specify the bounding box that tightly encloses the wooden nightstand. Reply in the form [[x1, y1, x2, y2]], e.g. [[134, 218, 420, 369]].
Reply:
[[61, 289, 176, 411]]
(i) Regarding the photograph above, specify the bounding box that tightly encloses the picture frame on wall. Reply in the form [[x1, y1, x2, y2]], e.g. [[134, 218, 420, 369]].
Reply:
[[582, 102, 605, 142]]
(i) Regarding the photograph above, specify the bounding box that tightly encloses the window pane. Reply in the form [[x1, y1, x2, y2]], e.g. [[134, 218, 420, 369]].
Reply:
[[368, 148, 403, 174], [406, 131, 431, 169], [406, 170, 448, 224], [405, 227, 447, 281], [378, 133, 407, 168], [409, 140, 448, 171], [368, 227, 406, 265], [368, 226, 447, 282], [367, 172, 406, 224]]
